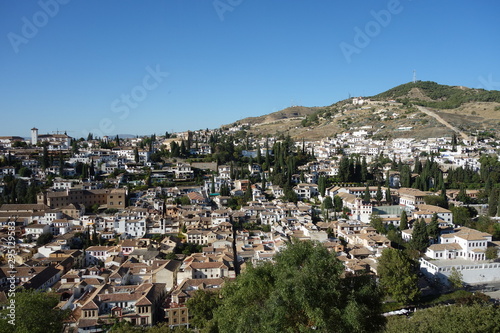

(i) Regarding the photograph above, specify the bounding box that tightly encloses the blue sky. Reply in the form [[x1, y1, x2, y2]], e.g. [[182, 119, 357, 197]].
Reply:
[[0, 0, 499, 138]]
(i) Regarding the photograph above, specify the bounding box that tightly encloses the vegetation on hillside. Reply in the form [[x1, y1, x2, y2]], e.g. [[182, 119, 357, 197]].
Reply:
[[372, 81, 500, 109]]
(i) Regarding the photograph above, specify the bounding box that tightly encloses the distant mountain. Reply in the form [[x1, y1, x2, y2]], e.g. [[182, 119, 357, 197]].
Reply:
[[227, 106, 321, 127], [226, 81, 500, 140]]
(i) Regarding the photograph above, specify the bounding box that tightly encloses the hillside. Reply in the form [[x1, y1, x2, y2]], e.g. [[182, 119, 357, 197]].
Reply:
[[228, 106, 321, 126], [371, 81, 500, 109], [225, 81, 500, 141]]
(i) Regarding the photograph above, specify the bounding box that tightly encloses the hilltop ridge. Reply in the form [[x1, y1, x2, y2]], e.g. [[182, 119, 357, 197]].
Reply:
[[225, 81, 500, 141]]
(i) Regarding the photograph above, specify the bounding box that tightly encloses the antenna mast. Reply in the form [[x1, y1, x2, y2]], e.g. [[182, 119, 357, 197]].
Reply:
[[413, 70, 417, 83]]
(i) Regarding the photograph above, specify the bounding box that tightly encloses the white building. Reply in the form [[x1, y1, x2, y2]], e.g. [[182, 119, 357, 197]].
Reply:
[[413, 204, 453, 226], [336, 192, 372, 223], [293, 183, 318, 200], [113, 217, 147, 239], [420, 227, 500, 285], [85, 246, 121, 265]]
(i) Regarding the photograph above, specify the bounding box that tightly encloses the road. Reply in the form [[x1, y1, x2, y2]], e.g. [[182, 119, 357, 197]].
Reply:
[[416, 106, 471, 142]]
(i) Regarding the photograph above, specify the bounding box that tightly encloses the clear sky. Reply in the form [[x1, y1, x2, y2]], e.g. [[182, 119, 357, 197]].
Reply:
[[1, 0, 499, 138]]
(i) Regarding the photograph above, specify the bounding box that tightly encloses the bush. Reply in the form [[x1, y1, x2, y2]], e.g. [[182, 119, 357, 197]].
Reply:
[[104, 208, 118, 215], [36, 232, 54, 246]]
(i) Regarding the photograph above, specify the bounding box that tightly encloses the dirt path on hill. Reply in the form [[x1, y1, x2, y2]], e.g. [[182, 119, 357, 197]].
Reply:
[[416, 106, 471, 141]]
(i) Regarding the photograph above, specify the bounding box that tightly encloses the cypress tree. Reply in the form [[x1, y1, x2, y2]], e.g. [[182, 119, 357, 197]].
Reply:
[[134, 147, 139, 163], [211, 175, 216, 194], [58, 152, 64, 176], [413, 157, 422, 174], [400, 210, 408, 230], [385, 187, 392, 204], [318, 176, 326, 197], [376, 185, 383, 204], [265, 137, 270, 171], [41, 144, 49, 170], [256, 143, 262, 165], [410, 218, 429, 253], [361, 156, 368, 182], [339, 156, 350, 182], [496, 192, 500, 217], [427, 213, 440, 241], [488, 189, 499, 217], [363, 184, 371, 202]]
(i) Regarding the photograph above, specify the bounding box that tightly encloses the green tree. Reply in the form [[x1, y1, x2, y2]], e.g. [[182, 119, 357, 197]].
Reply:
[[370, 213, 386, 234], [90, 203, 100, 213], [399, 210, 408, 230], [400, 165, 411, 188], [485, 246, 498, 260], [58, 152, 64, 176], [361, 156, 368, 182], [186, 289, 221, 332], [363, 184, 371, 202], [134, 147, 140, 163], [427, 213, 440, 241], [212, 240, 385, 332], [0, 290, 68, 333], [448, 267, 464, 290], [423, 195, 448, 209], [71, 140, 79, 155], [385, 187, 392, 204], [323, 196, 334, 211], [19, 167, 32, 177], [338, 155, 351, 182], [490, 189, 500, 217], [333, 195, 343, 212], [15, 179, 28, 203], [456, 185, 469, 204], [413, 157, 422, 174], [256, 143, 262, 165], [322, 196, 333, 221], [36, 232, 54, 246], [41, 144, 49, 170], [385, 303, 500, 333], [243, 180, 252, 202], [451, 206, 472, 227], [377, 248, 420, 305], [375, 185, 383, 204], [318, 175, 326, 197], [410, 218, 429, 253], [210, 175, 216, 194], [440, 184, 449, 208]]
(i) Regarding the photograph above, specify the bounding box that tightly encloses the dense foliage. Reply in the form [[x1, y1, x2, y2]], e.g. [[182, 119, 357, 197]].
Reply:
[[372, 81, 500, 109], [0, 290, 68, 333], [189, 240, 386, 333], [385, 303, 500, 333], [377, 248, 420, 305]]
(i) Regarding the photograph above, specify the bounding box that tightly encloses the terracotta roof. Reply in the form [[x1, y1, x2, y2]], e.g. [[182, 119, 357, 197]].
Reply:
[[428, 243, 462, 251]]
